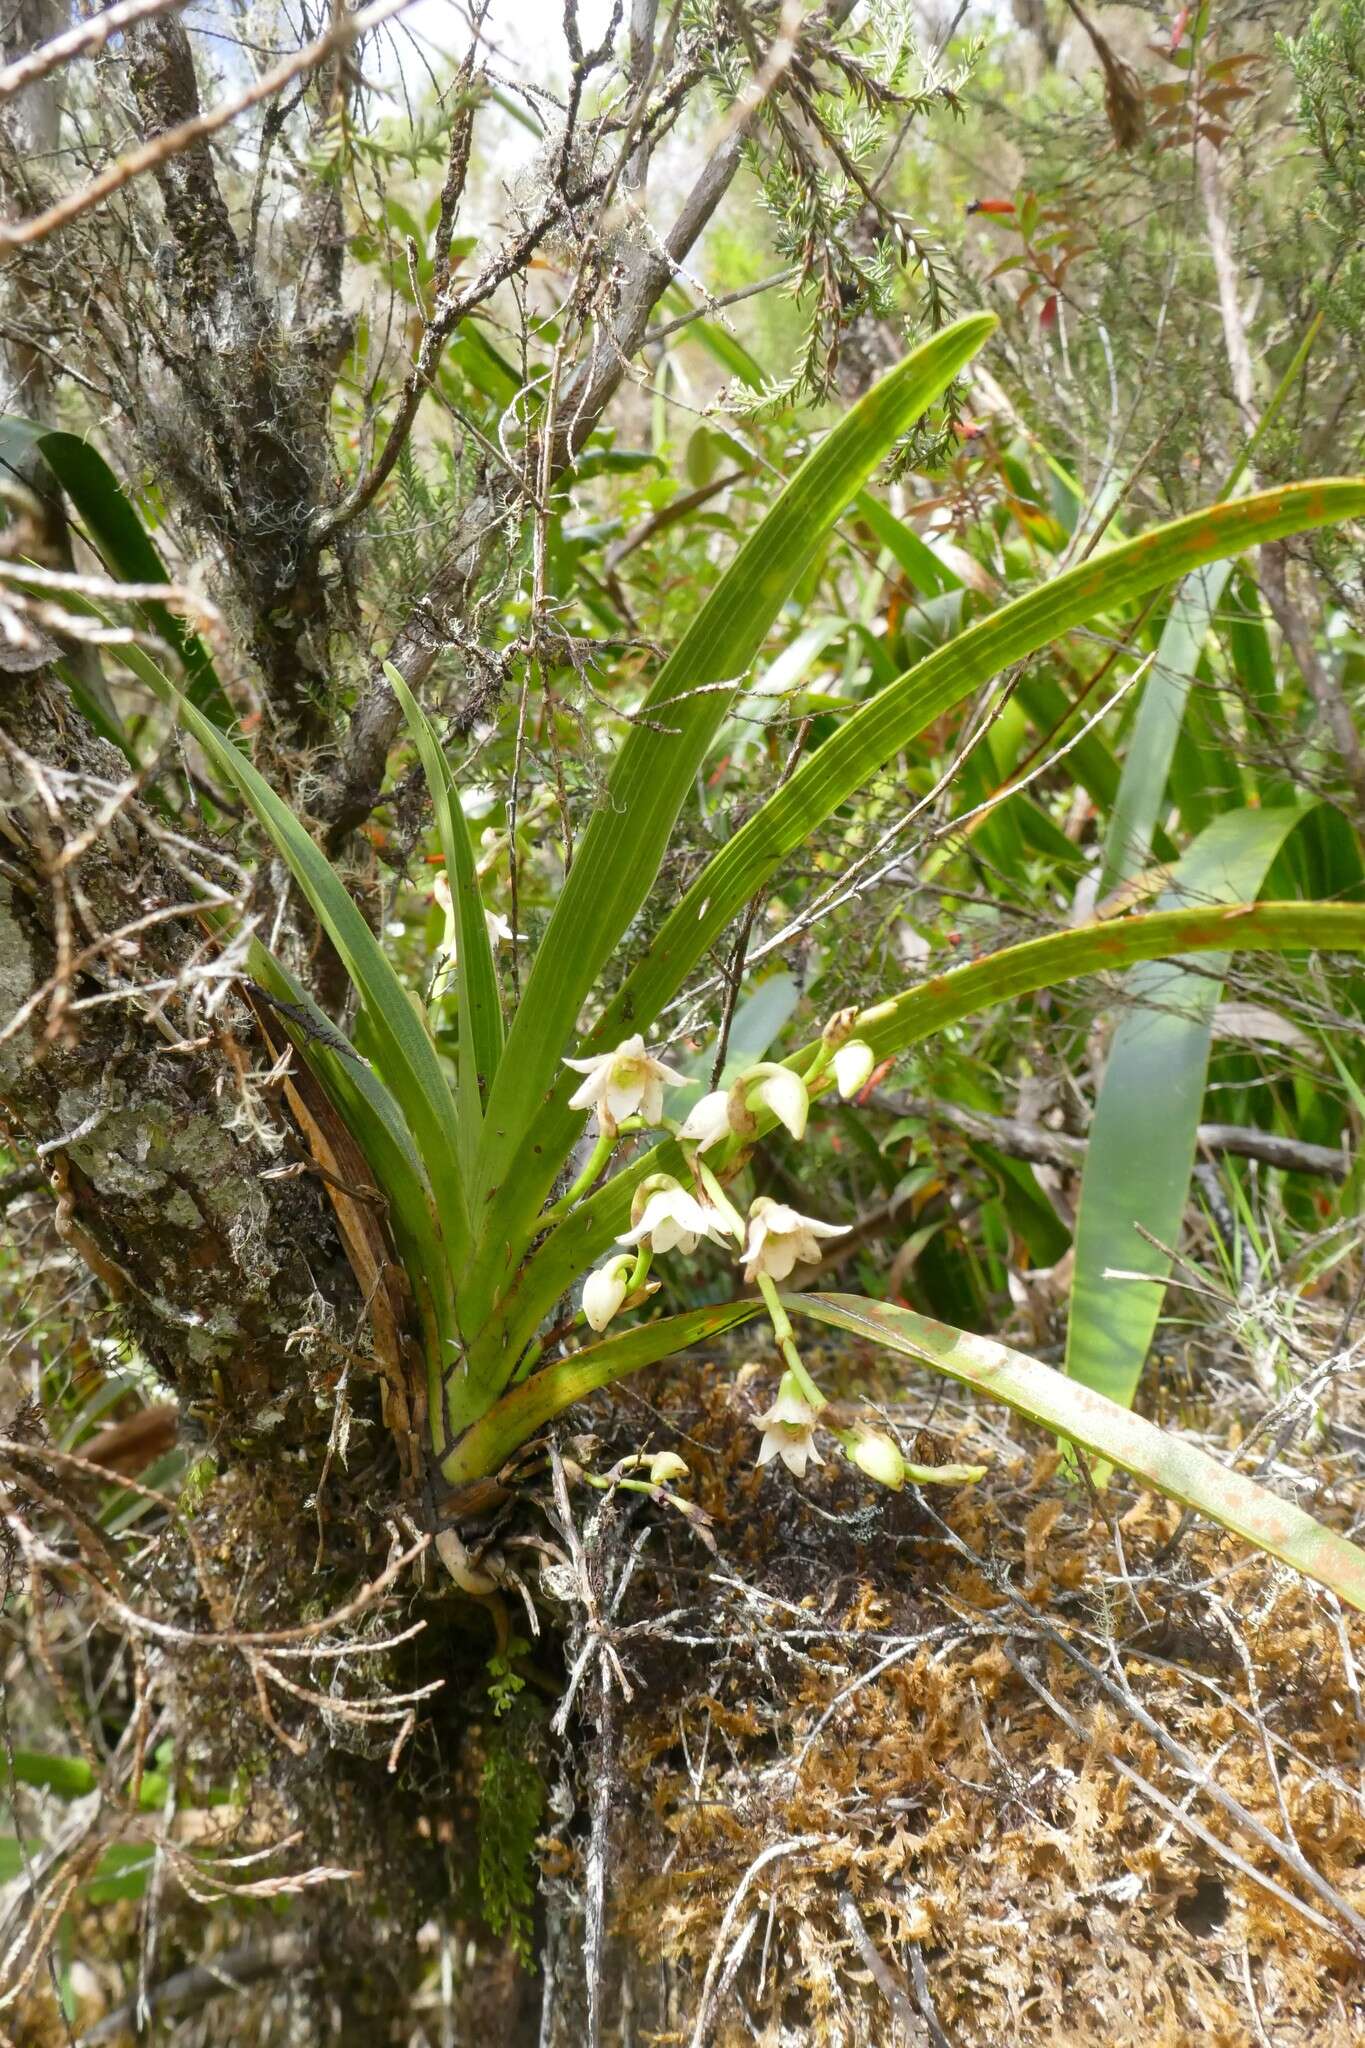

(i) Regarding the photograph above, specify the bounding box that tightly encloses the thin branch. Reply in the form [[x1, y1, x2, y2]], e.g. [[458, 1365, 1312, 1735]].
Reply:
[[0, 0, 415, 252], [866, 1091, 1351, 1184], [318, 1, 854, 840], [0, 0, 185, 102]]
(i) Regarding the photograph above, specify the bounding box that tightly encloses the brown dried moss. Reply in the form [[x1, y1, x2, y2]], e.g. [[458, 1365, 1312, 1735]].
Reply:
[[553, 1347, 1365, 2047]]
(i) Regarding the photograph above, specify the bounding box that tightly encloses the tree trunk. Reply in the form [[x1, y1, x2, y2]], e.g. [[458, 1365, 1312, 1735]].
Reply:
[[0, 670, 363, 1442]]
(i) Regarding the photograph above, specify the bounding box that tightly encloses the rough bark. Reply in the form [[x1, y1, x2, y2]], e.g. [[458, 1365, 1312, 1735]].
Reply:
[[116, 16, 349, 745], [0, 0, 66, 416], [0, 670, 362, 1442]]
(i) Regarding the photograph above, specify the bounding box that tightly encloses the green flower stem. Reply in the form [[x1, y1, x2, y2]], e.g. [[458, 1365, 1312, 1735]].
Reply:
[[539, 1125, 626, 1229], [756, 1272, 825, 1409], [627, 1244, 653, 1292], [693, 1158, 745, 1237], [574, 1468, 670, 1501], [801, 1042, 834, 1088], [511, 1244, 653, 1385]]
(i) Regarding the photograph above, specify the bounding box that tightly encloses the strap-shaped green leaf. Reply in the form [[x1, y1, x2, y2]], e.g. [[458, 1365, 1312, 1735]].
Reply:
[[0, 416, 233, 726], [1066, 806, 1344, 1410], [792, 1293, 1365, 1612], [152, 680, 471, 1265], [1099, 560, 1232, 895], [440, 1301, 762, 1483], [492, 481, 1365, 1298], [851, 899, 1365, 1062], [479, 901, 1365, 1375], [464, 314, 998, 1304], [384, 660, 503, 1177]]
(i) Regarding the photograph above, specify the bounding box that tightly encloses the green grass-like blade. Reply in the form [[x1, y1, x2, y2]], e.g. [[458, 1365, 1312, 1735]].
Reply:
[[384, 660, 503, 1176], [465, 316, 998, 1312], [792, 1293, 1365, 1612]]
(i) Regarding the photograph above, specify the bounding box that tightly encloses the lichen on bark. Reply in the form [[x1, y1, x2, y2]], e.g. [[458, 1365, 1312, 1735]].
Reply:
[[0, 669, 365, 1442]]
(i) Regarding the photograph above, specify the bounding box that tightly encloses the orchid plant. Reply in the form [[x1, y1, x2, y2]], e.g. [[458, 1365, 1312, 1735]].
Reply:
[[127, 314, 1365, 1611]]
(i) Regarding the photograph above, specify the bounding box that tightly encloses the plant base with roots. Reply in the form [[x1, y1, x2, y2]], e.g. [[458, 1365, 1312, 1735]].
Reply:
[[12, 1337, 1364, 2046]]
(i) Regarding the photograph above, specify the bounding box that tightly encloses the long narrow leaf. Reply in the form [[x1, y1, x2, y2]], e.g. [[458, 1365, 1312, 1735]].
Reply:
[[244, 943, 465, 1446], [792, 1294, 1365, 1612], [384, 660, 503, 1174], [0, 417, 233, 725], [147, 675, 472, 1264], [503, 483, 1365, 1274], [480, 901, 1365, 1372], [440, 1302, 762, 1483], [854, 487, 960, 597], [466, 315, 999, 1305], [1066, 806, 1336, 1408], [1098, 561, 1232, 895]]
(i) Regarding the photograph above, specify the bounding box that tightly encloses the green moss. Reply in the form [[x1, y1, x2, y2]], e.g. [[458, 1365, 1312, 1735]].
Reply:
[[477, 1698, 545, 1967]]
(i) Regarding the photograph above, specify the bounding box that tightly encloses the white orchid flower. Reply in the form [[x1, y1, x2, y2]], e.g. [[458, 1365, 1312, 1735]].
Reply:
[[581, 1254, 634, 1333], [832, 1039, 876, 1100], [564, 1033, 685, 1134], [676, 1089, 733, 1152], [741, 1195, 848, 1282], [617, 1176, 732, 1255], [755, 1373, 825, 1478]]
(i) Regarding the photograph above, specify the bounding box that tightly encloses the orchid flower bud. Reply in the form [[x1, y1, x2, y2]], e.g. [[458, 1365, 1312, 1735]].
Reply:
[[832, 1039, 875, 1099], [821, 1005, 860, 1050], [731, 1063, 809, 1142], [846, 1427, 906, 1490], [648, 1452, 689, 1485], [581, 1255, 634, 1332]]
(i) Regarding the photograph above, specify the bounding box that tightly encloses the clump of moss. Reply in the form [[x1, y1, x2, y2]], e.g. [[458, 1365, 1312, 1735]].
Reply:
[[478, 1695, 547, 1967]]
